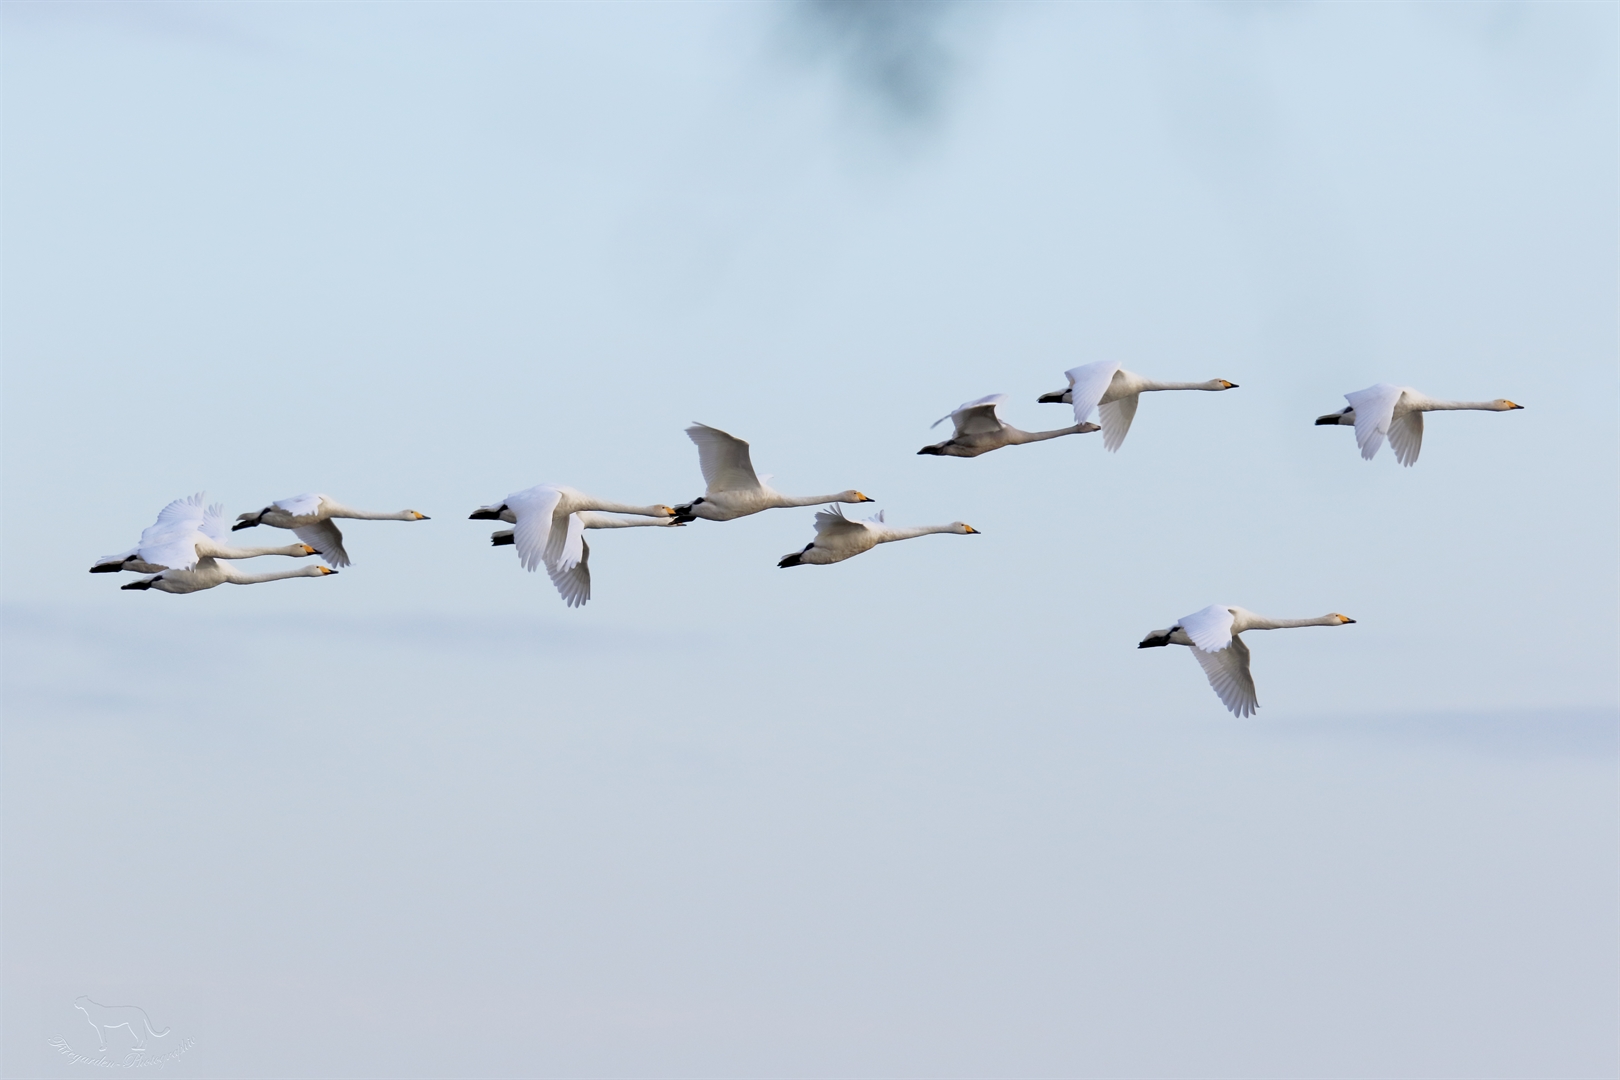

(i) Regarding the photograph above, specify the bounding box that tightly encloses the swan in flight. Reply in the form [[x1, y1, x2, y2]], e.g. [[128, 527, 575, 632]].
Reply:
[[1137, 604, 1356, 717], [490, 512, 683, 608], [1037, 361, 1237, 452], [917, 394, 1099, 457], [672, 423, 872, 522], [470, 485, 674, 573], [233, 494, 429, 567], [1315, 384, 1523, 466], [778, 506, 977, 567], [92, 494, 317, 574], [123, 561, 337, 594]]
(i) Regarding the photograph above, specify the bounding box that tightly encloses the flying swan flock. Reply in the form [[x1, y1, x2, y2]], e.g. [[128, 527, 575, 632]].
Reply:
[[94, 370, 1523, 715]]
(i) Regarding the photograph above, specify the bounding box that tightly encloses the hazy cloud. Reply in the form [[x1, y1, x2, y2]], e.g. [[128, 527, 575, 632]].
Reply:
[[787, 0, 964, 123]]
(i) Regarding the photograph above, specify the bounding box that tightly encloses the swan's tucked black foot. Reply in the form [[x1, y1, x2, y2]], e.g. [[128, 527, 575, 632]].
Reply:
[[778, 552, 803, 568], [121, 579, 155, 591], [89, 562, 124, 573], [490, 533, 514, 547], [917, 445, 943, 456], [231, 518, 259, 531], [672, 512, 697, 524], [468, 508, 504, 520], [1137, 632, 1173, 649], [1037, 391, 1067, 404], [1314, 415, 1340, 426]]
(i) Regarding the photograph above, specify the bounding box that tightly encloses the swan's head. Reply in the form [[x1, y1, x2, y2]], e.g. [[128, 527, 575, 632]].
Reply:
[[1496, 399, 1524, 411], [654, 505, 677, 517], [1212, 379, 1238, 390], [951, 523, 979, 534], [1331, 613, 1355, 624], [843, 491, 874, 503], [316, 567, 337, 576], [299, 544, 318, 555], [409, 511, 429, 520]]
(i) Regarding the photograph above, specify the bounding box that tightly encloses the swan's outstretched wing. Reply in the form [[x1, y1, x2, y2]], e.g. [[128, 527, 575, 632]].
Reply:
[[813, 505, 868, 537], [938, 394, 1009, 437], [293, 520, 349, 567], [200, 503, 232, 543], [1191, 635, 1257, 717], [152, 493, 207, 529], [1179, 604, 1236, 653], [138, 495, 209, 570], [545, 538, 591, 607], [687, 424, 762, 494], [503, 486, 565, 572], [1387, 410, 1424, 467], [556, 512, 587, 571], [1063, 361, 1122, 425], [1097, 394, 1140, 452], [1345, 384, 1405, 461], [273, 493, 326, 518]]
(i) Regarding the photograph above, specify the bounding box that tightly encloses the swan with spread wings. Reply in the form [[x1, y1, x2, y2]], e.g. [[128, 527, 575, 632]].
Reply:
[[671, 423, 872, 522], [1315, 384, 1522, 466], [918, 394, 1099, 458]]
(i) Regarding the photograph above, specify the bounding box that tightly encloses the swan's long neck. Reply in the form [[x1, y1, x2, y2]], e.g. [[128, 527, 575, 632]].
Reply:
[[876, 524, 958, 543], [578, 513, 668, 529], [221, 564, 324, 585], [202, 542, 310, 559], [775, 493, 852, 508], [1139, 379, 1220, 392], [1006, 424, 1090, 444], [585, 501, 669, 518], [1243, 614, 1345, 631], [1417, 399, 1510, 412], [329, 507, 419, 521]]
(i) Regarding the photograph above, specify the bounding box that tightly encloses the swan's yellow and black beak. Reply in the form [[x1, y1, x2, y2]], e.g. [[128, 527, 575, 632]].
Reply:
[[413, 512, 429, 520], [1336, 614, 1355, 624], [854, 492, 873, 502], [301, 545, 318, 555], [1505, 401, 1524, 410], [318, 567, 337, 575], [963, 525, 979, 534], [1219, 380, 1237, 389]]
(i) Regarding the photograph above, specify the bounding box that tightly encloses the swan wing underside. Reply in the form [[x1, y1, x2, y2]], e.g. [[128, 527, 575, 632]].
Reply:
[[152, 493, 207, 530], [273, 493, 325, 517], [1345, 384, 1404, 461], [505, 487, 565, 572], [1097, 394, 1140, 452], [1387, 410, 1423, 467], [138, 496, 208, 571], [1178, 604, 1236, 653], [1191, 635, 1257, 717], [200, 503, 232, 543], [687, 424, 762, 494], [555, 512, 586, 571], [813, 506, 867, 537], [545, 538, 591, 607], [294, 520, 349, 567], [1063, 361, 1122, 425], [951, 399, 1008, 437]]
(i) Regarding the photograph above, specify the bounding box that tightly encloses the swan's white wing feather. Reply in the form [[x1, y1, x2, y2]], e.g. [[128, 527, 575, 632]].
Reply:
[[1345, 384, 1404, 461], [504, 486, 564, 572], [934, 392, 1007, 431], [545, 538, 591, 607], [1179, 604, 1236, 653], [152, 493, 207, 529], [200, 503, 231, 543], [813, 506, 867, 536], [1063, 361, 1122, 424], [1191, 635, 1258, 717], [1097, 394, 1140, 452], [557, 512, 586, 571], [951, 395, 1009, 437], [686, 424, 762, 494], [273, 493, 326, 518], [1387, 410, 1424, 467], [293, 520, 349, 567], [137, 523, 202, 571]]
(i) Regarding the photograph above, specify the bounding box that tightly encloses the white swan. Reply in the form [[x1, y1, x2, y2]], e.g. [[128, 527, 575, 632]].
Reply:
[[233, 494, 429, 567], [490, 512, 683, 608], [122, 561, 336, 594], [672, 423, 872, 521], [1038, 361, 1237, 452], [92, 494, 317, 574], [1315, 384, 1523, 466], [778, 506, 977, 567], [1137, 604, 1356, 717], [470, 485, 674, 573], [917, 394, 1099, 458]]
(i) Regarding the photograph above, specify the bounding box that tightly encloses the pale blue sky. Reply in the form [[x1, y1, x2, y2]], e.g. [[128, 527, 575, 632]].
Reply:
[[2, 3, 1615, 1076]]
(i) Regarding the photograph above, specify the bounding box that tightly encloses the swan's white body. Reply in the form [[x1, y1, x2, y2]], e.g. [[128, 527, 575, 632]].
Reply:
[[233, 493, 429, 567], [1038, 361, 1237, 452], [470, 485, 674, 573], [673, 423, 871, 521], [93, 494, 317, 574], [1138, 604, 1355, 717], [490, 512, 682, 608], [778, 507, 977, 567], [918, 394, 1099, 458], [1315, 384, 1523, 466], [123, 560, 337, 594]]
